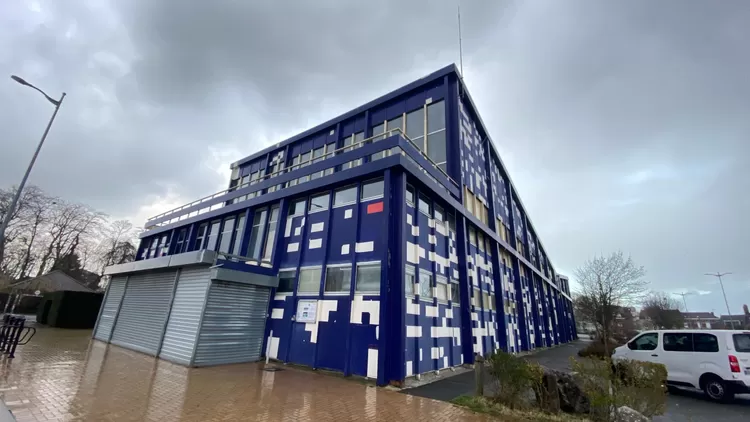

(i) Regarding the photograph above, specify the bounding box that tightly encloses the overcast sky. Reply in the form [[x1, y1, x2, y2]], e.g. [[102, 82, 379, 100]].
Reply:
[[1, 1, 748, 314]]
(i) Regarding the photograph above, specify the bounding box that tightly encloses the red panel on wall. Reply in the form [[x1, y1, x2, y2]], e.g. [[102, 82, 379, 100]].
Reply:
[[367, 201, 384, 214]]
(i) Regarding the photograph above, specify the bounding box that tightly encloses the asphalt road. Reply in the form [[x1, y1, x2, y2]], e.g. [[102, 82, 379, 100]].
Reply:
[[404, 339, 750, 421]]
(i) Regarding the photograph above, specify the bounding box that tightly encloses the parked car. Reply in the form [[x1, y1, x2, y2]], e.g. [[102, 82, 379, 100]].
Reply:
[[612, 330, 750, 402]]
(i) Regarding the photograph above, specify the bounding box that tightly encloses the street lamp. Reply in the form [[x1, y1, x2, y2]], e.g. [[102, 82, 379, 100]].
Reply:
[[0, 75, 66, 266], [705, 272, 733, 329]]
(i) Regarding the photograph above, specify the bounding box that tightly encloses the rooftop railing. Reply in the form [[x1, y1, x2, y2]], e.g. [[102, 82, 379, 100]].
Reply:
[[144, 128, 459, 230]]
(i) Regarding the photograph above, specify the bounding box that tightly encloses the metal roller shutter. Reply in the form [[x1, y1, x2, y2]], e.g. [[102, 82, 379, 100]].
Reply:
[[159, 268, 211, 365], [93, 276, 127, 341], [193, 281, 270, 366], [111, 270, 177, 355]]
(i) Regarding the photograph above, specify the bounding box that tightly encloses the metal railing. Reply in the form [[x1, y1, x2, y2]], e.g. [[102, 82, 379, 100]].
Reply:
[[145, 128, 459, 229], [0, 315, 36, 358]]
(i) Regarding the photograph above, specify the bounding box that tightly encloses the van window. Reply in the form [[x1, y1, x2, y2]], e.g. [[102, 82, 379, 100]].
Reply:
[[664, 333, 693, 352], [693, 333, 719, 353], [733, 334, 750, 352], [629, 333, 658, 351]]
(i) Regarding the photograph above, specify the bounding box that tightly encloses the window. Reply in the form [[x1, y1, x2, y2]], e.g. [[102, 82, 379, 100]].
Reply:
[[158, 235, 169, 257], [386, 116, 403, 134], [230, 215, 246, 255], [174, 229, 187, 254], [435, 275, 448, 302], [405, 265, 416, 296], [309, 193, 330, 213], [287, 156, 301, 187], [468, 226, 477, 246], [733, 334, 750, 352], [450, 281, 460, 303], [448, 212, 456, 234], [334, 185, 357, 207], [664, 333, 693, 352], [194, 223, 207, 250], [325, 265, 352, 293], [218, 217, 235, 253], [486, 237, 493, 256], [298, 267, 322, 294], [247, 171, 260, 199], [694, 333, 719, 353], [324, 143, 336, 176], [418, 194, 431, 216], [628, 333, 659, 351], [277, 270, 296, 294], [310, 146, 325, 180], [405, 108, 424, 144], [426, 101, 446, 170], [471, 288, 482, 307], [361, 179, 384, 200], [246, 209, 268, 260], [419, 271, 433, 298], [261, 205, 280, 262], [205, 220, 221, 251], [289, 198, 306, 217], [343, 132, 364, 168], [147, 238, 158, 258], [297, 151, 312, 184], [372, 123, 385, 142], [406, 184, 415, 207], [434, 204, 445, 230], [465, 188, 475, 216], [356, 263, 381, 293], [477, 232, 485, 252]]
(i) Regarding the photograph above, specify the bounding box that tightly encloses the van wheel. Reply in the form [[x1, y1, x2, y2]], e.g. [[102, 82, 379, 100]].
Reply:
[[702, 377, 734, 402]]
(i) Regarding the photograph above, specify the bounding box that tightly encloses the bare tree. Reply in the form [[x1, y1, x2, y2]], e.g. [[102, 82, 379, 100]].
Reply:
[[642, 291, 684, 329], [0, 185, 48, 271], [574, 251, 648, 350]]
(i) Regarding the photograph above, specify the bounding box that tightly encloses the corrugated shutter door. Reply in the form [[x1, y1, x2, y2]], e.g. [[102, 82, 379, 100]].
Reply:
[[193, 281, 270, 366], [111, 270, 176, 355], [159, 268, 211, 365], [94, 276, 127, 341]]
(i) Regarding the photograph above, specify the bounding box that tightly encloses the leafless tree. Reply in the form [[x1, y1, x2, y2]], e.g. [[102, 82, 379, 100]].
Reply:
[[0, 185, 49, 270], [574, 251, 648, 350], [642, 291, 684, 329]]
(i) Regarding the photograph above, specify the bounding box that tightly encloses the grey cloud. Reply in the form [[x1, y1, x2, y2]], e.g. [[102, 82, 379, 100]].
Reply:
[[1, 1, 747, 313]]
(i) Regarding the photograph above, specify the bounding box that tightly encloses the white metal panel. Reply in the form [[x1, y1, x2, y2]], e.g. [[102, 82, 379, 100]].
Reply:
[[159, 268, 211, 365], [111, 270, 176, 355], [94, 276, 127, 341], [193, 281, 270, 366]]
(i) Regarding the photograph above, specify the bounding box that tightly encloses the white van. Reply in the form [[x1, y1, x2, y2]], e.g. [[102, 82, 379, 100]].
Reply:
[[612, 330, 750, 402]]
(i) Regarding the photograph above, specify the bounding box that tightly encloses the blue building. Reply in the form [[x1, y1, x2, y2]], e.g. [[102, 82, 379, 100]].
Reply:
[[93, 64, 576, 386]]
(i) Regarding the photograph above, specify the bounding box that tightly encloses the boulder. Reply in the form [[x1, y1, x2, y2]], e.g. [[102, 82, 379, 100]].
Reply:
[[540, 367, 590, 414], [615, 406, 650, 422]]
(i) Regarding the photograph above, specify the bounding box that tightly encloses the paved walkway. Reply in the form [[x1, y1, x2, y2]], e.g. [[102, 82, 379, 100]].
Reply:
[[0, 327, 493, 422]]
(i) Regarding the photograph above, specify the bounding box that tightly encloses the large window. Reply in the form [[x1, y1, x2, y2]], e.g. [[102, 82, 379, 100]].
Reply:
[[405, 265, 416, 296], [419, 270, 433, 299], [205, 220, 221, 251], [628, 333, 658, 351], [298, 267, 322, 294], [483, 291, 495, 311], [310, 146, 326, 180], [277, 270, 296, 294], [450, 280, 460, 304], [468, 226, 477, 246], [261, 205, 280, 262], [174, 229, 187, 254], [406, 184, 415, 207], [289, 198, 306, 217], [309, 192, 330, 213], [297, 151, 312, 184], [287, 156, 301, 187], [426, 101, 446, 171], [230, 215, 245, 255], [355, 262, 381, 293], [194, 223, 207, 250], [471, 288, 482, 308], [418, 194, 431, 216], [334, 185, 357, 207], [361, 178, 384, 201], [343, 132, 364, 169], [217, 217, 235, 253], [158, 235, 169, 257], [325, 265, 352, 293], [406, 107, 424, 144], [246, 209, 268, 260]]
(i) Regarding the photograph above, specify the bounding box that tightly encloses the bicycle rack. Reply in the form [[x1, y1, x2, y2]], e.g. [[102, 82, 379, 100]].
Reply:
[[0, 315, 36, 358]]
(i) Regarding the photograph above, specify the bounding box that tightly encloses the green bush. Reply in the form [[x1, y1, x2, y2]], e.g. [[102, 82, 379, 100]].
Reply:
[[486, 351, 544, 410], [571, 357, 667, 421]]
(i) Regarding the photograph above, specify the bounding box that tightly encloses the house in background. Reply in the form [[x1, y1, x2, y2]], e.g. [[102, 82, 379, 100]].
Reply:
[[681, 312, 720, 329], [2, 270, 98, 315]]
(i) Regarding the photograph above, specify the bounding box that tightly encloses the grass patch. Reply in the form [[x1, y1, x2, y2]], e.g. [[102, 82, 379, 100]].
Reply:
[[452, 396, 588, 421]]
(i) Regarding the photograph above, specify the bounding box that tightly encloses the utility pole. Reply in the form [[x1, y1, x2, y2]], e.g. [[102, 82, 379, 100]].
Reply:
[[674, 292, 691, 313], [705, 272, 734, 329]]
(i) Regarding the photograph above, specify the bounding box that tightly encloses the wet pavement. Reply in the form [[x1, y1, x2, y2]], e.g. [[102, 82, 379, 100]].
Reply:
[[0, 327, 493, 422]]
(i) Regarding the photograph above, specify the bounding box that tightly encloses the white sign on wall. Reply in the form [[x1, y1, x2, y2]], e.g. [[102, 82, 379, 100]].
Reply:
[[296, 300, 318, 323]]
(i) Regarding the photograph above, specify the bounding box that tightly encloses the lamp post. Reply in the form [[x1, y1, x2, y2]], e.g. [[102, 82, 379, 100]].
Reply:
[[0, 76, 65, 268], [705, 272, 733, 329]]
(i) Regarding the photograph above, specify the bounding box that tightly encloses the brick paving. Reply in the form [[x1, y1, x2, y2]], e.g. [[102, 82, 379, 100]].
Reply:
[[0, 327, 492, 421]]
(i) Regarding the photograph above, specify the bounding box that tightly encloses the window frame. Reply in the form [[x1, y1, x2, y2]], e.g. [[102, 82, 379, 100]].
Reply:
[[693, 333, 720, 353], [435, 275, 449, 303], [361, 178, 384, 201], [450, 278, 460, 305], [205, 220, 222, 251], [297, 266, 322, 294], [333, 185, 358, 208], [308, 192, 330, 213], [406, 184, 415, 207], [355, 261, 381, 294], [288, 198, 307, 217], [418, 193, 431, 216], [261, 205, 280, 263], [418, 269, 433, 300], [276, 269, 297, 294], [230, 214, 246, 255], [217, 216, 236, 254], [628, 332, 659, 351], [194, 223, 208, 250], [405, 265, 417, 297], [663, 332, 694, 352], [471, 288, 482, 308], [324, 264, 353, 295]]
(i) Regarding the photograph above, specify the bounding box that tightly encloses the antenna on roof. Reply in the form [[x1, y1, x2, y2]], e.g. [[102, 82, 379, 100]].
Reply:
[[457, 2, 464, 79]]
